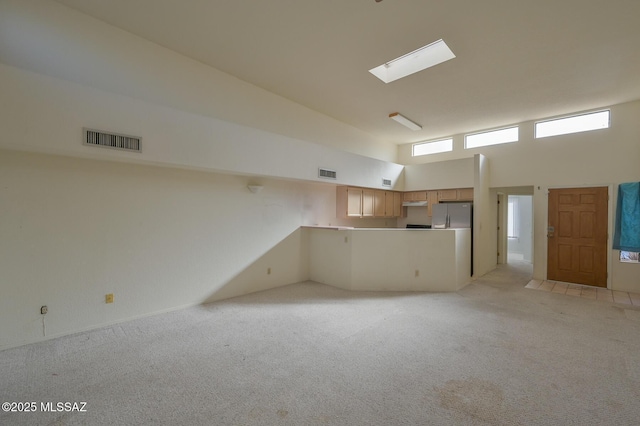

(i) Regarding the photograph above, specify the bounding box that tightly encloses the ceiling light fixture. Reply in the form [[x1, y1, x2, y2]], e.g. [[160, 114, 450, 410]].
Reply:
[[389, 113, 422, 131], [369, 39, 455, 83]]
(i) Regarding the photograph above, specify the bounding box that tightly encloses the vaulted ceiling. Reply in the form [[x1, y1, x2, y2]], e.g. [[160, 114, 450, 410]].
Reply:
[[55, 0, 640, 146]]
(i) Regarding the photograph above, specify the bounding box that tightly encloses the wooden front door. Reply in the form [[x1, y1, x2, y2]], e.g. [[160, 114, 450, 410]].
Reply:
[[547, 187, 608, 287]]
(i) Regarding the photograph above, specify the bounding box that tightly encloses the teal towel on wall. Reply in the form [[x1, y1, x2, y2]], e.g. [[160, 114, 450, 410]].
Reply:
[[613, 182, 640, 252]]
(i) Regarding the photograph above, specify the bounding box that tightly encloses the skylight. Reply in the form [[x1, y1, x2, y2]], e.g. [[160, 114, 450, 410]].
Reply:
[[465, 126, 519, 149], [535, 110, 610, 139], [369, 39, 455, 83], [412, 138, 453, 156]]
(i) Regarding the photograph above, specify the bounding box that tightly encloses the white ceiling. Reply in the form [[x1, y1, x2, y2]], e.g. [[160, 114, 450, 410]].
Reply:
[[54, 0, 640, 146]]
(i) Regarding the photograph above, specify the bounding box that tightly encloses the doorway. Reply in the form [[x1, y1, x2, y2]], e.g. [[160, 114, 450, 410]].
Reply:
[[547, 187, 608, 287], [507, 195, 533, 263], [494, 187, 534, 268]]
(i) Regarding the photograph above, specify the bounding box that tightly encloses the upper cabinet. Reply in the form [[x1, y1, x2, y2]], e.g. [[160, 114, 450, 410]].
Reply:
[[403, 191, 428, 202], [393, 192, 403, 217], [337, 186, 472, 219], [457, 188, 474, 201], [374, 190, 386, 217], [345, 187, 363, 217], [362, 189, 375, 217], [337, 186, 400, 218], [438, 188, 474, 202], [337, 186, 372, 218], [437, 189, 458, 202], [427, 191, 438, 217]]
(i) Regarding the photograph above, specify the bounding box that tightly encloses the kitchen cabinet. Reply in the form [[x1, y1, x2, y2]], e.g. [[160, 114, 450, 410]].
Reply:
[[438, 189, 459, 202], [457, 188, 474, 201], [427, 191, 438, 217], [385, 192, 394, 217], [438, 188, 474, 202], [337, 186, 365, 217], [392, 192, 403, 218], [336, 186, 382, 218], [361, 189, 374, 217], [376, 190, 402, 218], [403, 191, 428, 202], [346, 187, 363, 217], [374, 190, 386, 217], [337, 186, 470, 219]]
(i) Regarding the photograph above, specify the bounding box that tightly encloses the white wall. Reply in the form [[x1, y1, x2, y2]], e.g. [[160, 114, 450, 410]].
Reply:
[[399, 101, 640, 292], [308, 228, 471, 292], [308, 229, 352, 289], [0, 0, 407, 351], [0, 0, 397, 162], [404, 158, 474, 191], [0, 62, 403, 191], [473, 154, 496, 278], [0, 150, 343, 350]]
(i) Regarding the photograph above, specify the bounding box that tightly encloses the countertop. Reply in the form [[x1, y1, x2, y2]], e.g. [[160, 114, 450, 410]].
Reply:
[[302, 226, 469, 231]]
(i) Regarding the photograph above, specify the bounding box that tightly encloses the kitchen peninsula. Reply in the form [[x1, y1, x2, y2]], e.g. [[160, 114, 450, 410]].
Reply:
[[305, 227, 471, 292]]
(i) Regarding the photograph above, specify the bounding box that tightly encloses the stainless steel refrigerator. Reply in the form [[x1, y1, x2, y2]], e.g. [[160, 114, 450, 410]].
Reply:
[[432, 202, 473, 229]]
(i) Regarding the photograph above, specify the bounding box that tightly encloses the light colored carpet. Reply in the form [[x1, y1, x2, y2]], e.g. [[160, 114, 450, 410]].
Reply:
[[2, 262, 640, 425]]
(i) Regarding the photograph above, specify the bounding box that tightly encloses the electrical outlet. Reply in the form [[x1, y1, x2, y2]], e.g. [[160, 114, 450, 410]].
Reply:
[[105, 293, 114, 304], [267, 267, 271, 275], [40, 305, 48, 315]]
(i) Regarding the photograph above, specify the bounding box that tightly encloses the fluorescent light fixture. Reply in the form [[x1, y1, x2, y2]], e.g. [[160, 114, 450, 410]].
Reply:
[[465, 126, 519, 149], [412, 138, 453, 156], [369, 39, 455, 83], [389, 112, 422, 131], [535, 110, 610, 139]]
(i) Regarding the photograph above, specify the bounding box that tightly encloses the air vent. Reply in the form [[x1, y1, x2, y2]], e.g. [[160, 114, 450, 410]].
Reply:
[[318, 168, 337, 180], [84, 128, 141, 153], [382, 178, 392, 187]]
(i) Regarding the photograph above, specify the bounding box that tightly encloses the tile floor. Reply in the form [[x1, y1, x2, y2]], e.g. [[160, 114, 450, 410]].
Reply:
[[525, 279, 640, 306]]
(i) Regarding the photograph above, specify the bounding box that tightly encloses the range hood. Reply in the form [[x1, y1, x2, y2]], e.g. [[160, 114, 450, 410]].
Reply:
[[402, 201, 428, 207]]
